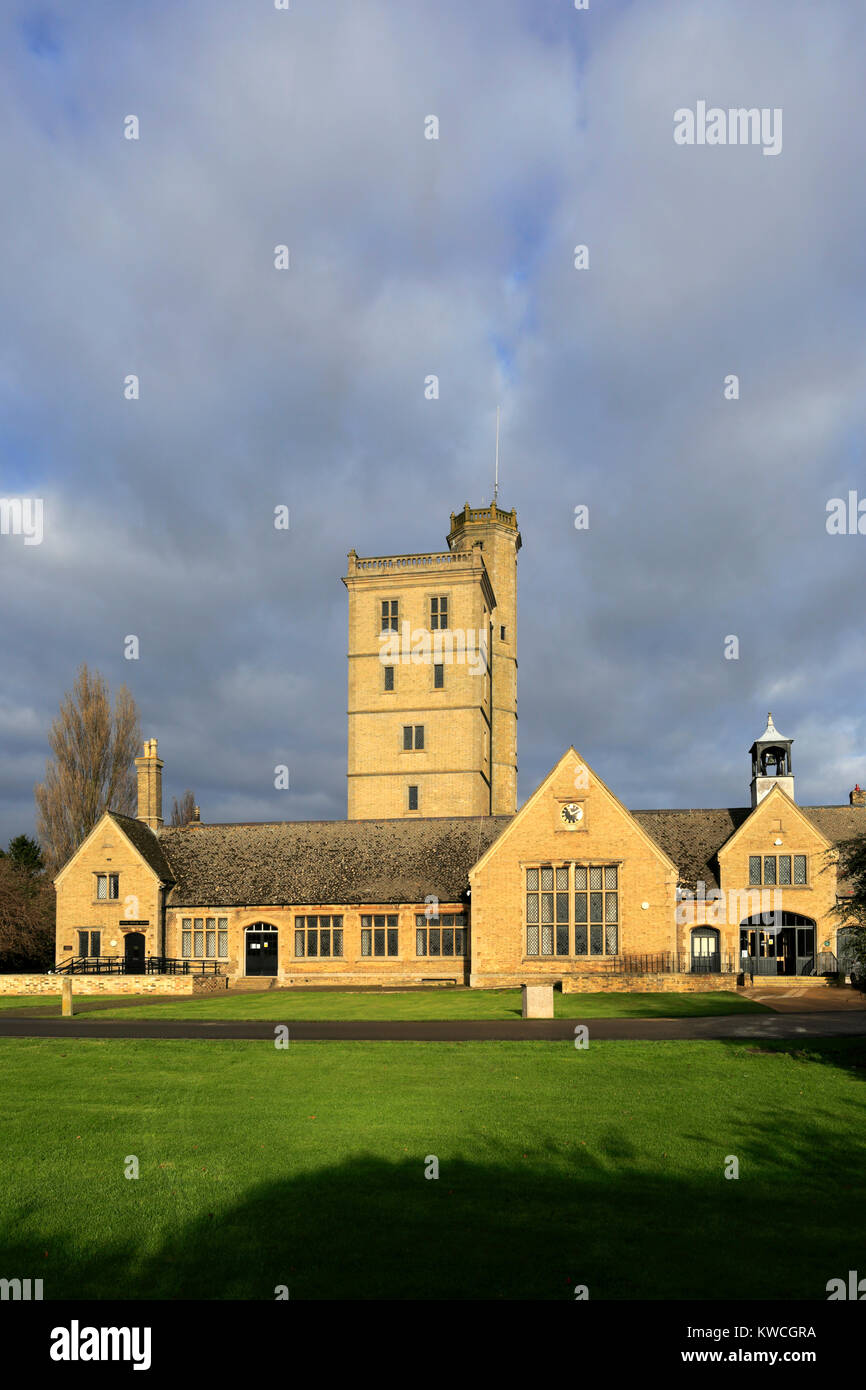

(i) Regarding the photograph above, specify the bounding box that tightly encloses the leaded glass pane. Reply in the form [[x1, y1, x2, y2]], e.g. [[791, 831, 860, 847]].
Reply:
[[361, 929, 372, 956], [604, 865, 618, 889], [526, 894, 539, 924], [218, 928, 228, 958], [555, 867, 569, 890], [794, 855, 806, 884], [556, 892, 569, 923], [374, 928, 385, 955], [454, 929, 465, 955], [574, 893, 587, 922], [605, 892, 618, 922], [605, 922, 618, 955], [307, 932, 318, 957], [778, 856, 791, 885], [749, 856, 761, 885], [589, 866, 603, 891], [541, 866, 554, 890], [206, 928, 216, 957], [194, 927, 203, 956], [541, 924, 554, 956], [574, 924, 587, 954], [763, 857, 776, 886], [182, 929, 191, 959], [590, 892, 603, 922], [527, 924, 539, 955], [556, 924, 569, 956], [430, 929, 440, 956], [416, 928, 426, 956], [416, 914, 426, 928], [294, 930, 305, 957], [443, 928, 454, 955], [526, 868, 539, 891], [387, 929, 398, 956], [590, 923, 604, 954], [321, 930, 331, 957], [97, 876, 107, 900], [333, 929, 343, 957], [541, 893, 554, 924], [574, 866, 587, 889]]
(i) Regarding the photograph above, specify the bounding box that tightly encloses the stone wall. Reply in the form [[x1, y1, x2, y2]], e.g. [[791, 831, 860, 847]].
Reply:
[[561, 972, 737, 994], [0, 974, 196, 996]]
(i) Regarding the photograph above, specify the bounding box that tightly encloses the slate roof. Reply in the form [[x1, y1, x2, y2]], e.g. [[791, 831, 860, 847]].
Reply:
[[156, 816, 512, 908], [110, 801, 866, 906], [109, 812, 176, 884], [632, 805, 866, 891]]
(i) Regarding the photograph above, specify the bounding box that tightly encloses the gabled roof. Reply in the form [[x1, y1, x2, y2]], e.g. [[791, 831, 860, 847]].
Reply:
[[108, 812, 176, 884], [633, 804, 866, 890], [631, 809, 750, 891], [157, 816, 511, 908], [53, 809, 175, 885]]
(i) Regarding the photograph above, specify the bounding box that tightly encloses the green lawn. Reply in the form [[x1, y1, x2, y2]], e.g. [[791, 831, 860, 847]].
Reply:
[[0, 1036, 863, 1300], [1, 988, 771, 1021], [0, 993, 129, 1013]]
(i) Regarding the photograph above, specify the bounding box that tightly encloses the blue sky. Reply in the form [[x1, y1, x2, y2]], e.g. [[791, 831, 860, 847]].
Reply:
[[2, 0, 866, 846]]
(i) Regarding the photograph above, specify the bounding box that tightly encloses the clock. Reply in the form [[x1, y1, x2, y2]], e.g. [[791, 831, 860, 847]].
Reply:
[[560, 803, 584, 827]]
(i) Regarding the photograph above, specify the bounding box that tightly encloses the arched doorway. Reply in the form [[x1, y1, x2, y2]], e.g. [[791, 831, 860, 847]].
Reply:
[[124, 932, 146, 974], [245, 922, 279, 977], [690, 926, 720, 973], [739, 911, 815, 976]]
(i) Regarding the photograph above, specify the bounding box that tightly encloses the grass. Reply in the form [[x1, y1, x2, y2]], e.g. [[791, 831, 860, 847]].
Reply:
[[0, 988, 772, 1021], [0, 1035, 863, 1300]]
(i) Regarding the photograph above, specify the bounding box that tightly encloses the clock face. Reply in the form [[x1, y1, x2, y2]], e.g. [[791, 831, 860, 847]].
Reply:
[[561, 802, 584, 827]]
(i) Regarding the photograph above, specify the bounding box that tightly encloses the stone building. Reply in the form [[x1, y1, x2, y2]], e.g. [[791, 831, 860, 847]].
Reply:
[[52, 504, 864, 990]]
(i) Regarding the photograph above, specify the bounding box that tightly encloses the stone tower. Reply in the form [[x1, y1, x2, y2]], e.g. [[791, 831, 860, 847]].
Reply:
[[343, 502, 520, 819]]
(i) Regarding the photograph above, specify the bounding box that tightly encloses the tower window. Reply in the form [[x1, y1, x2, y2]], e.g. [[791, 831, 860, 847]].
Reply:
[[383, 666, 394, 691], [403, 725, 424, 750], [430, 596, 448, 630], [500, 625, 506, 642], [434, 663, 444, 689], [408, 785, 419, 811], [380, 599, 399, 633]]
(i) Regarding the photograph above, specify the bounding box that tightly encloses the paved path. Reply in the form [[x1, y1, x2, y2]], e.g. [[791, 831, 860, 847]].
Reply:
[[1, 1012, 865, 1041]]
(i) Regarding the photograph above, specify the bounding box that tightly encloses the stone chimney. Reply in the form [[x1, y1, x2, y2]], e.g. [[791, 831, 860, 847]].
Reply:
[[850, 784, 865, 807], [134, 738, 164, 832]]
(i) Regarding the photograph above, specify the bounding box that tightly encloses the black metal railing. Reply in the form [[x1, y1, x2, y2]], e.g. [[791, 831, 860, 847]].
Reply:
[[147, 957, 222, 976], [52, 955, 222, 977], [589, 952, 739, 975]]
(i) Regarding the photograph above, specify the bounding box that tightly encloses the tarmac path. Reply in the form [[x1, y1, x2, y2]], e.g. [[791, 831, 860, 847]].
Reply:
[[1, 1012, 865, 1042]]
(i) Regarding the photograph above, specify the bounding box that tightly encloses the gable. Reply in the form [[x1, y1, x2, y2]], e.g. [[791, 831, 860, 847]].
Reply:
[[470, 748, 678, 880], [717, 786, 833, 861], [54, 811, 173, 888]]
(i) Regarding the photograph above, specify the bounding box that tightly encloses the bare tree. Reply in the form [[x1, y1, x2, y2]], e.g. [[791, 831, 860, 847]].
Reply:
[[34, 664, 141, 874], [170, 790, 197, 827], [0, 856, 55, 969]]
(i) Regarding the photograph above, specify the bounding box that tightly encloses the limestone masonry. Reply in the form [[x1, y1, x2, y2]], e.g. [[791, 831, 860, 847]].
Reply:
[[53, 503, 863, 990]]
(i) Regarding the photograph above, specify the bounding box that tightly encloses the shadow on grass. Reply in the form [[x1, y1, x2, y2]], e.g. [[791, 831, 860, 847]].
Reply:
[[5, 1115, 864, 1302]]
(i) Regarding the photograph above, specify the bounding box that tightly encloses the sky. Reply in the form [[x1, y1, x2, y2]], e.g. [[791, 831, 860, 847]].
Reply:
[[2, 0, 866, 847]]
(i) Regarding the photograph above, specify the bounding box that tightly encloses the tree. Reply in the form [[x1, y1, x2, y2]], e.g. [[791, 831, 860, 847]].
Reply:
[[34, 664, 141, 875], [830, 838, 866, 985], [6, 834, 44, 876], [170, 790, 197, 827], [0, 854, 55, 970]]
